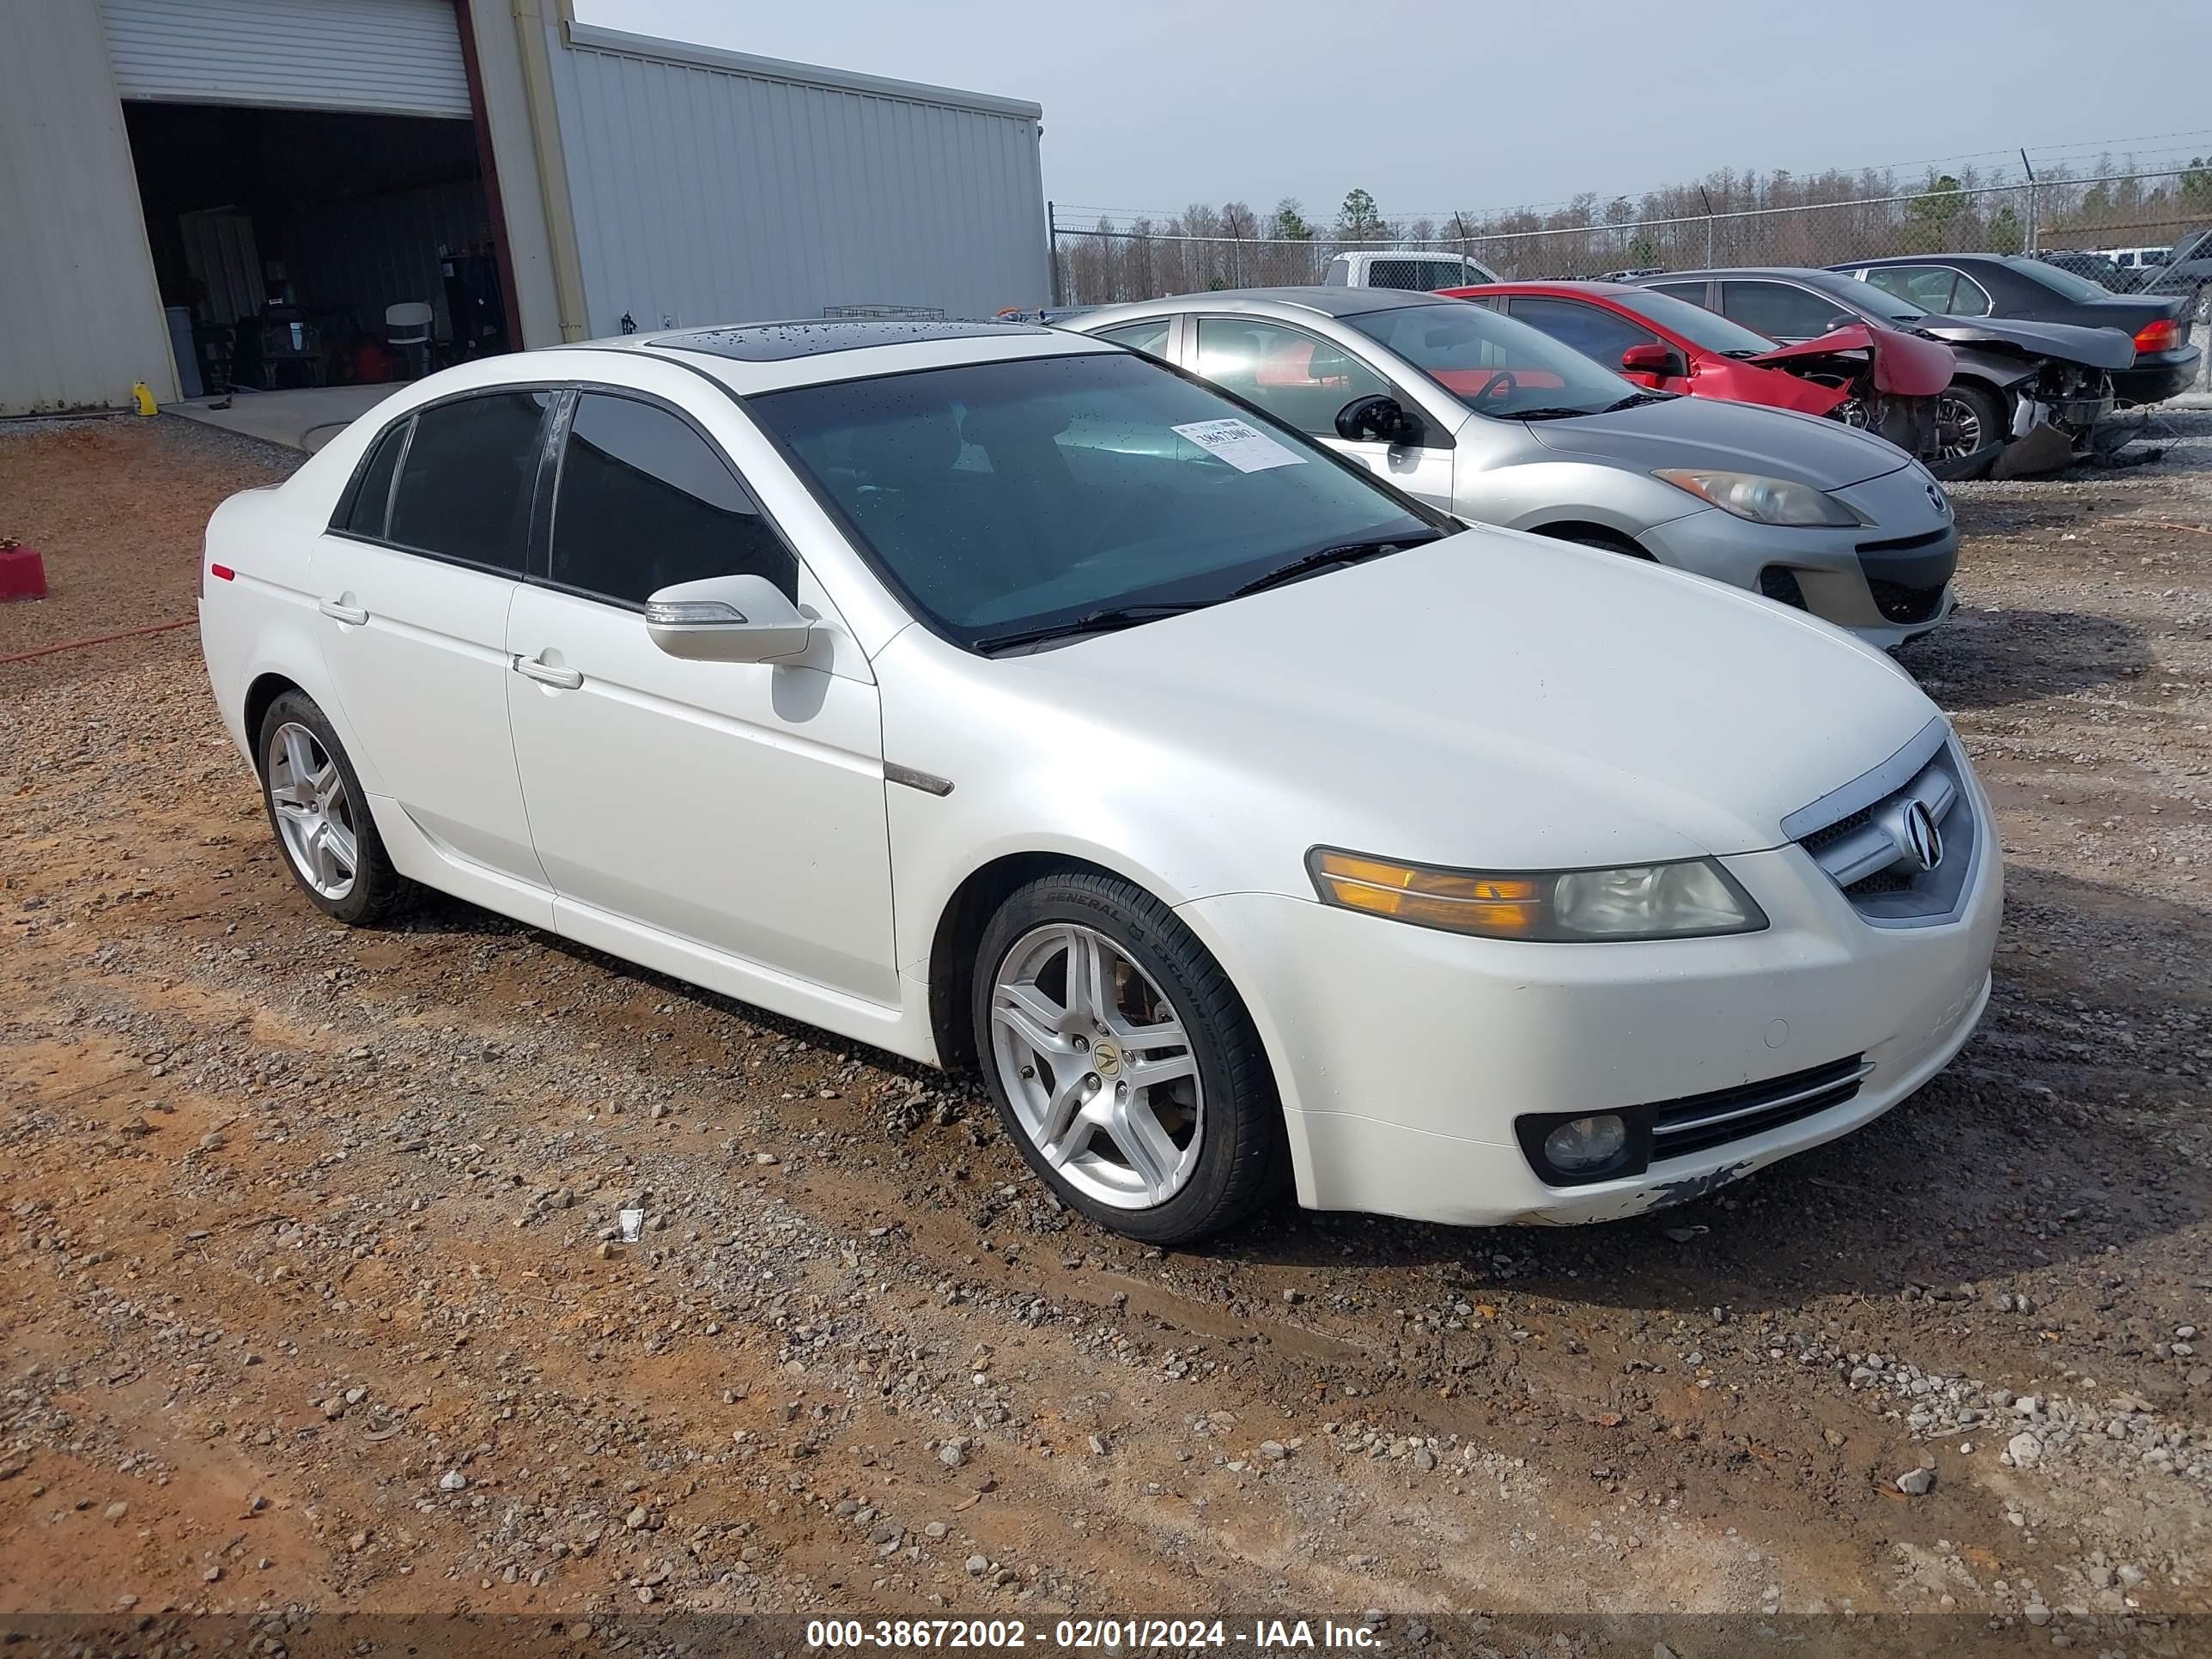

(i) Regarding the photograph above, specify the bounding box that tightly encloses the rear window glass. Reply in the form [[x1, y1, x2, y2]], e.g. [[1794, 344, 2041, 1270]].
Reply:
[[386, 391, 551, 572]]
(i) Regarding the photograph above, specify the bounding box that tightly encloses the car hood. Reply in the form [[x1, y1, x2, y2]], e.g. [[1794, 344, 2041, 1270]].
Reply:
[[1745, 324, 1954, 397], [1518, 391, 1911, 489], [1913, 313, 2136, 369], [950, 529, 1939, 881]]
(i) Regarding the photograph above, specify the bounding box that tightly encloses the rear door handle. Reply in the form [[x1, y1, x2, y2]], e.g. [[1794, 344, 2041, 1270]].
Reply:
[[514, 653, 583, 690], [319, 598, 369, 625]]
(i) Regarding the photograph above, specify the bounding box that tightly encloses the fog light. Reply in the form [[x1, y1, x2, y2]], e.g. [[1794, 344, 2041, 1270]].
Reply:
[[1544, 1114, 1627, 1174]]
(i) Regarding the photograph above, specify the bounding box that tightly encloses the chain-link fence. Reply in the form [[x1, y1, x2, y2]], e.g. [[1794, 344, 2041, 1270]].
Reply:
[[1050, 167, 2212, 308]]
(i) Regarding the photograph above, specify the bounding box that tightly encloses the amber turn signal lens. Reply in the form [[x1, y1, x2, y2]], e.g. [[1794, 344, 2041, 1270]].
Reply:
[[1309, 850, 1542, 937]]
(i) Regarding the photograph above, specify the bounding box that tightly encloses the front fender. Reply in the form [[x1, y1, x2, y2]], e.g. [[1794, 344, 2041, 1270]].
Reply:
[[1942, 345, 2037, 392], [1457, 457, 1702, 545]]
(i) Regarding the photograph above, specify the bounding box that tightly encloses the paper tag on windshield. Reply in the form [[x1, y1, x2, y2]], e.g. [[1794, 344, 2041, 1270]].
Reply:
[[1170, 418, 1306, 473]]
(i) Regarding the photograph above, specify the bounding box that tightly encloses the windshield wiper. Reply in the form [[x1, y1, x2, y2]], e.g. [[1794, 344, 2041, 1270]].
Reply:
[[1231, 532, 1440, 598], [974, 601, 1211, 654], [1602, 391, 1676, 410], [1503, 405, 1601, 421]]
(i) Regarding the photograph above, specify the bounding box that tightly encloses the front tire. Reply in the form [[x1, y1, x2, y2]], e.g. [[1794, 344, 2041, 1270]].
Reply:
[[972, 870, 1284, 1244], [1936, 382, 2006, 479], [257, 691, 410, 925]]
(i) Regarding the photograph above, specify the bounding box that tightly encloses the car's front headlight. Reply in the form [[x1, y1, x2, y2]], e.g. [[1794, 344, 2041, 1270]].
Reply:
[[1308, 848, 1767, 942], [1654, 468, 1865, 527]]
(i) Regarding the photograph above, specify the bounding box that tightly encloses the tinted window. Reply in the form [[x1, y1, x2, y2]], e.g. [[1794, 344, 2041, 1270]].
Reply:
[[386, 391, 551, 570], [750, 351, 1443, 651], [550, 395, 794, 605], [1368, 258, 1478, 291], [1718, 281, 1855, 339], [1196, 317, 1394, 437], [342, 418, 407, 538], [2007, 257, 2112, 303], [1506, 297, 1656, 364], [1096, 319, 1172, 358], [1646, 282, 1709, 306], [1864, 266, 1960, 313]]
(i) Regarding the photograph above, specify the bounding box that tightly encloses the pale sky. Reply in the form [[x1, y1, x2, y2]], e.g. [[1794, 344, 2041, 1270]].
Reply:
[[574, 0, 2212, 226]]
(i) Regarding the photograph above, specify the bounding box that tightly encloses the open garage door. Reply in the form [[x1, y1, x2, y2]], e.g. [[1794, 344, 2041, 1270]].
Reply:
[[100, 0, 472, 120]]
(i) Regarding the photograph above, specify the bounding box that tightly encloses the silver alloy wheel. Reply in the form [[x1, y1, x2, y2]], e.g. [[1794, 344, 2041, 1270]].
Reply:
[[988, 923, 1203, 1210], [1935, 392, 1984, 459], [267, 721, 360, 901]]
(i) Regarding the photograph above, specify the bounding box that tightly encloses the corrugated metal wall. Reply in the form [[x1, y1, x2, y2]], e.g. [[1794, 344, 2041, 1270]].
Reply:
[[99, 0, 472, 119], [546, 22, 1050, 335], [0, 0, 178, 414]]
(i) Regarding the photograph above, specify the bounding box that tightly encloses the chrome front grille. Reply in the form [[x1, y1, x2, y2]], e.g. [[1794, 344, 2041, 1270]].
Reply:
[[1783, 716, 1978, 927]]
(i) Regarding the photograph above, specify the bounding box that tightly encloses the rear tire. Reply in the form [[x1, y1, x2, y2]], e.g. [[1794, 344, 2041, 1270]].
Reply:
[[971, 870, 1285, 1245], [257, 691, 410, 926], [1936, 382, 2005, 480]]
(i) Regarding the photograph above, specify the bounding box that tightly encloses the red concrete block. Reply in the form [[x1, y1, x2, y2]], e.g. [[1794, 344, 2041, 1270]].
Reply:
[[0, 543, 46, 602]]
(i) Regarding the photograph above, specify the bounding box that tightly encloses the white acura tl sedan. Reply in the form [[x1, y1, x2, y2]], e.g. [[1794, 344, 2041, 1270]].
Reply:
[[198, 319, 2001, 1243]]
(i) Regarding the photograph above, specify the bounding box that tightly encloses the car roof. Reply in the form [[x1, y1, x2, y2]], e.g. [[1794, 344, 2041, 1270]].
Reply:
[[1635, 268, 1856, 283], [1070, 287, 1455, 329], [579, 317, 1117, 393], [1849, 253, 2015, 267], [1478, 281, 1644, 298]]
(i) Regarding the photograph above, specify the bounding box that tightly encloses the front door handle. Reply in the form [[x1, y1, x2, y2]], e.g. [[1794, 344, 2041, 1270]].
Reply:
[[319, 597, 369, 626], [514, 653, 583, 690]]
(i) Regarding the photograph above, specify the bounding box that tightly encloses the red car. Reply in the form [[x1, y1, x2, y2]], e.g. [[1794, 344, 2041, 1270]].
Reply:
[[1440, 282, 1960, 469]]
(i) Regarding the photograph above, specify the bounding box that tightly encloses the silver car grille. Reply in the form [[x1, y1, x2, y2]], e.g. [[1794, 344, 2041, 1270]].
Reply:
[[1781, 715, 1978, 927]]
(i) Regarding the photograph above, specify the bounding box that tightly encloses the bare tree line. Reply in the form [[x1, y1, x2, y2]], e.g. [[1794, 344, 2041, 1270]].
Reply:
[[1053, 156, 2212, 304]]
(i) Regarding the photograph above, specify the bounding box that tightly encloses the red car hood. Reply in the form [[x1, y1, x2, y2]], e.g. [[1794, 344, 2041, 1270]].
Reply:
[[1745, 324, 1953, 397]]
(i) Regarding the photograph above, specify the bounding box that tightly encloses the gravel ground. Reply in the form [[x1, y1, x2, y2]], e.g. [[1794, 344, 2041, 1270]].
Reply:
[[2, 413, 2209, 1648]]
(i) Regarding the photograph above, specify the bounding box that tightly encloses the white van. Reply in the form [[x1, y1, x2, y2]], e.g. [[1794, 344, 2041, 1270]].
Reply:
[[1322, 249, 1502, 289]]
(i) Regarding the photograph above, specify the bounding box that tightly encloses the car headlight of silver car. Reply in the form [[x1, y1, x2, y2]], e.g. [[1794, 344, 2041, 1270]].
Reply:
[[1308, 849, 1767, 942], [1653, 468, 1866, 527]]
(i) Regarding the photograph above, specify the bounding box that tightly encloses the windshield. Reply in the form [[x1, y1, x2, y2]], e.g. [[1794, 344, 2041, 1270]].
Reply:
[[1617, 289, 1782, 354], [1345, 301, 1636, 417], [2008, 257, 2114, 302], [750, 351, 1445, 652]]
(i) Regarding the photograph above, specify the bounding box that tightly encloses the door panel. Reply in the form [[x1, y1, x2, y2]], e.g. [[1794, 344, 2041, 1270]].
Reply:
[[308, 391, 552, 886], [504, 584, 897, 1003]]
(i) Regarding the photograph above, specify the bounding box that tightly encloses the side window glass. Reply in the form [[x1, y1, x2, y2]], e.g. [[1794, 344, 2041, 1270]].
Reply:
[[1097, 319, 1171, 358], [1194, 316, 1393, 438], [1506, 297, 1656, 363], [1866, 266, 1959, 313], [386, 391, 551, 571], [1719, 281, 1850, 338], [1646, 282, 1708, 306], [550, 393, 798, 606], [341, 417, 408, 538], [1948, 273, 1992, 317]]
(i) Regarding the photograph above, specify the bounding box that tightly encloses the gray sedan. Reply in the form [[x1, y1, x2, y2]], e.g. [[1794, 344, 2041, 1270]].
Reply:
[[1064, 288, 1959, 646]]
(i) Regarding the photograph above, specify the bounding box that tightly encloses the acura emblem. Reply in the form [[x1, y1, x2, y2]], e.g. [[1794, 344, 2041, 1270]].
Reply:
[[1884, 798, 1944, 873]]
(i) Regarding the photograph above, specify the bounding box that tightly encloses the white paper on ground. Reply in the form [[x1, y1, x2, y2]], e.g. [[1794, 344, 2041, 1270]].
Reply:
[[1170, 418, 1308, 473]]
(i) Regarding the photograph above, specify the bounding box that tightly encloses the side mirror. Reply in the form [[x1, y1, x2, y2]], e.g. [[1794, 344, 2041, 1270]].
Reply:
[[1620, 343, 1686, 377], [1335, 393, 1424, 446], [645, 573, 813, 663]]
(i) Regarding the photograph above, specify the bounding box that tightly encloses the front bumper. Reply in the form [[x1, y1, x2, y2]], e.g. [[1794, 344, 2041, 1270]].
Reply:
[[2113, 347, 2203, 406], [1637, 464, 1960, 647], [1178, 781, 2001, 1228]]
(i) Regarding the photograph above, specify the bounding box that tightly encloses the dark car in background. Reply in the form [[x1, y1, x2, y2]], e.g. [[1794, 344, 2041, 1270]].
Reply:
[[1635, 267, 2136, 478], [1834, 254, 2199, 407]]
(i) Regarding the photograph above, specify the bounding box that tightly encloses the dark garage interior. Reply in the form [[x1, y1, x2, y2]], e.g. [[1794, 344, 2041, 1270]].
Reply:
[[124, 102, 508, 397]]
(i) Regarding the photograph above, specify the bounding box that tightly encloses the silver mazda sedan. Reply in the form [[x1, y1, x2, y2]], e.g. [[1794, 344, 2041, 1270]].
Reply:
[[1066, 289, 1959, 646]]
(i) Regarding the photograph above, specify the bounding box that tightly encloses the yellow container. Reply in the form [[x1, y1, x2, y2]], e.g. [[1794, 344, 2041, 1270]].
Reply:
[[131, 381, 157, 416]]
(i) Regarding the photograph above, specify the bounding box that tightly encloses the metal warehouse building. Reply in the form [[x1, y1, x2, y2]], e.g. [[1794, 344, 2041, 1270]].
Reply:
[[0, 0, 1050, 416]]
